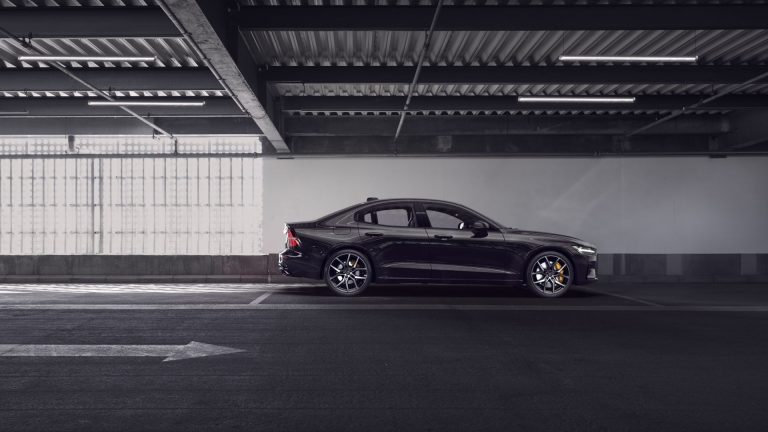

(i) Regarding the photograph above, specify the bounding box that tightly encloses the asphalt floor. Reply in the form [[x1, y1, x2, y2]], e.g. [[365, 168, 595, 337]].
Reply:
[[1, 282, 767, 431]]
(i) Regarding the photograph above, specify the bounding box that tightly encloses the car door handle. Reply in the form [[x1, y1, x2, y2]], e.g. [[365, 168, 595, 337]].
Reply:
[[433, 235, 453, 240], [365, 232, 384, 237]]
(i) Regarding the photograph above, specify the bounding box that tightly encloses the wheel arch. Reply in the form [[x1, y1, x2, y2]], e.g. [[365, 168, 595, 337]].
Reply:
[[322, 245, 377, 282]]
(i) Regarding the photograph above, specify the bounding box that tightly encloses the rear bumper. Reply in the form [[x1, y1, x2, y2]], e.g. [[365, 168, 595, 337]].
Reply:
[[278, 249, 323, 279]]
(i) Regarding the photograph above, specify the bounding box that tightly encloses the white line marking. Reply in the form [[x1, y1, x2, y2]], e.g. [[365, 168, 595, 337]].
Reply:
[[0, 304, 767, 312], [249, 292, 272, 305], [0, 283, 319, 294], [579, 287, 664, 307], [0, 341, 244, 362]]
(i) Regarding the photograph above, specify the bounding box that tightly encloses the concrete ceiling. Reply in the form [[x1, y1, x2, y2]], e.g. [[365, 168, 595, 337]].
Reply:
[[0, 1, 767, 155]]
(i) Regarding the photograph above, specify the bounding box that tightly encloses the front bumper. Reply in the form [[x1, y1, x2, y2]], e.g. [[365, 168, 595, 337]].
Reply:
[[586, 256, 598, 281], [572, 252, 598, 284]]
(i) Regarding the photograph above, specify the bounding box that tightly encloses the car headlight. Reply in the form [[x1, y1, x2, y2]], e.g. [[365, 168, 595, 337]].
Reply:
[[572, 245, 596, 255]]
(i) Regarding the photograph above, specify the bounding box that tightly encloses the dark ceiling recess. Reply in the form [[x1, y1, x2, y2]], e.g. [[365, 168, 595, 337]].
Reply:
[[233, 5, 768, 31], [0, 0, 767, 155]]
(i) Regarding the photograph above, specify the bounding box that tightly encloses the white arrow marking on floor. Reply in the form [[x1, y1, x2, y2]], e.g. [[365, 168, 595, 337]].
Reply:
[[0, 341, 245, 362]]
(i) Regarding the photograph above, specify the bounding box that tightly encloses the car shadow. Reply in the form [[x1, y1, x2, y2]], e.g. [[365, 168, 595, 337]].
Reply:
[[286, 284, 603, 299]]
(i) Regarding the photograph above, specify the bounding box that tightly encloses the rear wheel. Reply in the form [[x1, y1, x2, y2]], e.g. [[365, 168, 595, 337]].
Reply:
[[324, 249, 372, 296], [526, 251, 573, 298]]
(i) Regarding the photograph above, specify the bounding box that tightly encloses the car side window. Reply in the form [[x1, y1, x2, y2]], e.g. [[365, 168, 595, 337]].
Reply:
[[358, 205, 414, 227], [424, 205, 479, 230], [426, 209, 464, 229]]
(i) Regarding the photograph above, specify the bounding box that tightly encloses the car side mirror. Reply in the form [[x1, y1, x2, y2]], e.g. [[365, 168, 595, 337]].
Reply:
[[472, 221, 489, 231]]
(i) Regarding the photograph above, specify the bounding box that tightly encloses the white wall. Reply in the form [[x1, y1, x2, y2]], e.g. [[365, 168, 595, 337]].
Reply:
[[262, 156, 768, 254]]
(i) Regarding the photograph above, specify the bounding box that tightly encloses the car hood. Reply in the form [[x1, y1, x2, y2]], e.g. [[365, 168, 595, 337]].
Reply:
[[502, 229, 595, 248]]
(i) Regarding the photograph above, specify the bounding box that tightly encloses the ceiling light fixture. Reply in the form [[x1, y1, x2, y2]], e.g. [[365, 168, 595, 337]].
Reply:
[[88, 100, 206, 107], [518, 96, 636, 103], [0, 111, 29, 115], [559, 55, 698, 64], [18, 55, 157, 62]]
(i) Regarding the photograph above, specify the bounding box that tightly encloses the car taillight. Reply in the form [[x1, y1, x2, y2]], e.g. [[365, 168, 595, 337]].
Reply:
[[286, 228, 301, 249]]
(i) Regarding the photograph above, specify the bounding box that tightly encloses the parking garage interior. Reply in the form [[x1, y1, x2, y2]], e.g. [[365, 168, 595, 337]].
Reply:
[[1, 1, 768, 431]]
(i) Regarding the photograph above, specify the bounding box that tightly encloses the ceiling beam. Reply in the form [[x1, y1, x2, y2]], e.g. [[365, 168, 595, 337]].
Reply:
[[0, 97, 244, 118], [235, 5, 768, 31], [0, 117, 262, 136], [288, 135, 718, 156], [0, 68, 221, 92], [161, 0, 289, 153], [0, 7, 179, 38], [283, 95, 768, 113], [264, 66, 768, 85], [284, 115, 728, 137]]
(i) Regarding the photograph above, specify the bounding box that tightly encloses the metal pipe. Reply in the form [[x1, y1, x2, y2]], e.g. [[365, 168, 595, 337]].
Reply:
[[0, 26, 175, 139], [627, 69, 768, 137], [393, 0, 444, 144]]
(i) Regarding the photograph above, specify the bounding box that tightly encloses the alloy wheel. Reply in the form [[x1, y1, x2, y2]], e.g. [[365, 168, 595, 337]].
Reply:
[[328, 252, 369, 294], [530, 254, 571, 295]]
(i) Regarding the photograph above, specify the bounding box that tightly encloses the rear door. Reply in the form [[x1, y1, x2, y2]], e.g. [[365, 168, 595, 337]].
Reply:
[[355, 202, 432, 280], [419, 202, 516, 282]]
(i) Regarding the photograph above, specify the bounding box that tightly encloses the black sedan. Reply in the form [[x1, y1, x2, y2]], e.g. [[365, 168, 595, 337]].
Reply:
[[279, 198, 597, 297]]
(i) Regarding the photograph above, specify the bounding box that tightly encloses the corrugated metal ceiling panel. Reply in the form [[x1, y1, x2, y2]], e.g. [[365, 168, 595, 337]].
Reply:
[[0, 1, 151, 6], [286, 109, 728, 116], [273, 83, 768, 97], [0, 38, 201, 69], [243, 30, 768, 67], [0, 90, 227, 98], [2, 1, 767, 117]]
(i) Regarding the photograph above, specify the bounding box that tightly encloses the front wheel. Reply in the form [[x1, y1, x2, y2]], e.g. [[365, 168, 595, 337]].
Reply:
[[526, 251, 573, 298], [324, 249, 372, 296]]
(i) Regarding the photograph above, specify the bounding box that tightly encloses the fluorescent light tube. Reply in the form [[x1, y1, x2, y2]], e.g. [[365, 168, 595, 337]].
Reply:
[[88, 100, 206, 107], [518, 96, 636, 103], [18, 56, 157, 62], [559, 55, 698, 63]]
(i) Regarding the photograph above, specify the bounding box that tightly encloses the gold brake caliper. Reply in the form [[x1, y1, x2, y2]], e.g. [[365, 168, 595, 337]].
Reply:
[[555, 262, 564, 283]]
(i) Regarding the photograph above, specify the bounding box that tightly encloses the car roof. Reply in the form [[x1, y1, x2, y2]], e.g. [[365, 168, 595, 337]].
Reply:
[[360, 198, 461, 206]]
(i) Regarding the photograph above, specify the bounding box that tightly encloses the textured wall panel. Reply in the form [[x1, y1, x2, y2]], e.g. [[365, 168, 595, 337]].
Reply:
[[0, 156, 263, 255]]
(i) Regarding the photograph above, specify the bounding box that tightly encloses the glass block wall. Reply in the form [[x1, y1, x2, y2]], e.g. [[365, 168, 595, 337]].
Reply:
[[0, 139, 263, 255]]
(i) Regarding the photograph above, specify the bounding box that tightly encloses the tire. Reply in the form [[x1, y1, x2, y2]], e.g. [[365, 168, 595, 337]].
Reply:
[[526, 251, 573, 298], [324, 249, 372, 296]]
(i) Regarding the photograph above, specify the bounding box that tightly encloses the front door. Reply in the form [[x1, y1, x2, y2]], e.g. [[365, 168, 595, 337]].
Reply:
[[420, 203, 515, 282]]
